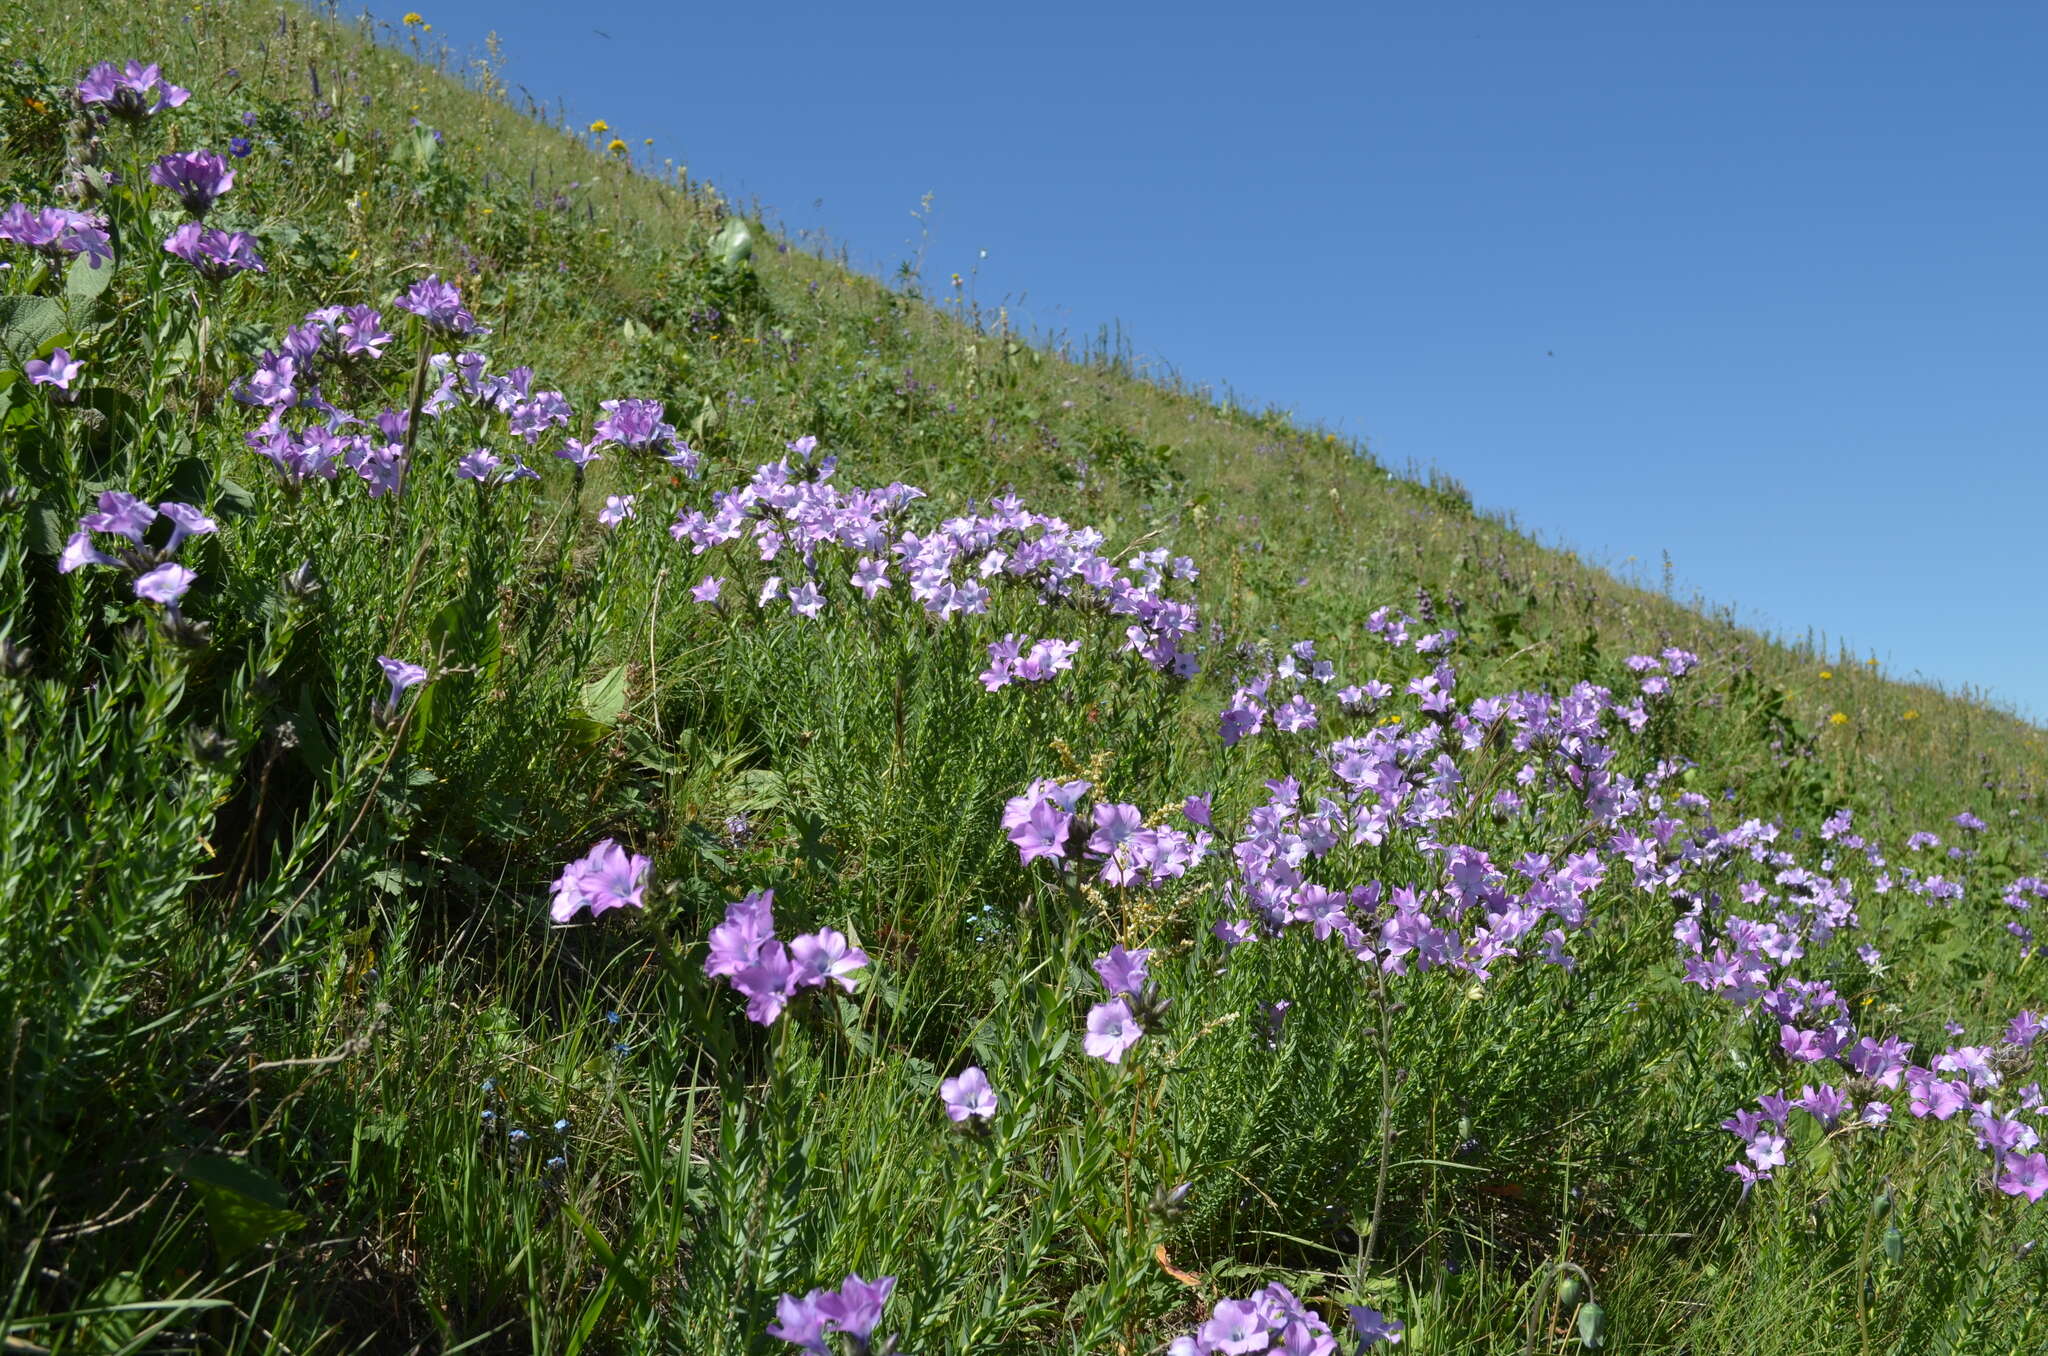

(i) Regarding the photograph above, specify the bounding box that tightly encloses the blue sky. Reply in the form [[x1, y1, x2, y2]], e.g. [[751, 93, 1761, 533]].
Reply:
[[377, 1, 2045, 719]]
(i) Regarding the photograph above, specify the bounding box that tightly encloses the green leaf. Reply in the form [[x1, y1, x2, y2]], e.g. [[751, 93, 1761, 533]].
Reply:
[[0, 295, 64, 366], [174, 1155, 304, 1260], [578, 663, 630, 727], [65, 250, 114, 303]]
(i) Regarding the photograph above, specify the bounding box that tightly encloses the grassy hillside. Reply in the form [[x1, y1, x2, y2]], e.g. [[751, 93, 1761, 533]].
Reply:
[[0, 4, 2042, 1353]]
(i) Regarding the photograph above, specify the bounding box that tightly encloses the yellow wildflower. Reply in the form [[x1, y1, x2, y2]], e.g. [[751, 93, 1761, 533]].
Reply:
[[1819, 670, 1832, 680], [588, 118, 610, 135], [1829, 711, 1849, 726], [402, 11, 424, 24], [607, 138, 627, 154], [1903, 709, 1920, 721]]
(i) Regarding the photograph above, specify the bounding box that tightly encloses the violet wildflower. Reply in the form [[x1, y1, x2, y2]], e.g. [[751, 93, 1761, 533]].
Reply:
[[163, 222, 265, 282], [767, 1290, 833, 1355], [374, 656, 429, 727], [134, 563, 195, 606], [549, 839, 652, 923], [397, 275, 479, 334], [1093, 945, 1151, 996], [0, 204, 113, 269], [1350, 1306, 1406, 1347], [25, 348, 81, 390], [1084, 998, 1142, 1064], [148, 151, 235, 218], [706, 889, 776, 978], [337, 305, 393, 358], [556, 437, 605, 469], [229, 136, 253, 158], [76, 61, 190, 120], [2009, 1011, 2043, 1048], [157, 502, 216, 554], [691, 576, 725, 605], [1999, 1151, 2048, 1203], [58, 532, 115, 574], [939, 1066, 998, 1122], [732, 942, 798, 1025], [598, 494, 636, 528], [593, 397, 670, 448], [817, 1275, 895, 1347], [456, 449, 504, 483], [787, 580, 826, 619], [83, 490, 158, 544], [788, 927, 868, 992]]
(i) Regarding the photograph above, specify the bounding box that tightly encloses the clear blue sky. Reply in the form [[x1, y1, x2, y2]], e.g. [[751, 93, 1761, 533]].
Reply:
[[375, 1, 2046, 720]]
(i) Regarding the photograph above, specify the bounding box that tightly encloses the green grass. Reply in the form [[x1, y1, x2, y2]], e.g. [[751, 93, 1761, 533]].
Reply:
[[0, 3, 2043, 1353]]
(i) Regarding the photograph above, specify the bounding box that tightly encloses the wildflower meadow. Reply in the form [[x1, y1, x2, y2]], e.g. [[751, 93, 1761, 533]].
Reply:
[[0, 5, 2042, 1353]]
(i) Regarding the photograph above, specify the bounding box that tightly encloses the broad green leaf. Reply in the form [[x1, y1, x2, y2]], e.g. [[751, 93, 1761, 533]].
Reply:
[[174, 1155, 304, 1260]]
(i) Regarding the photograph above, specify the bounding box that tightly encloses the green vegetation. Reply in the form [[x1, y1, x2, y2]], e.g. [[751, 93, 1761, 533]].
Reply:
[[0, 4, 2041, 1353]]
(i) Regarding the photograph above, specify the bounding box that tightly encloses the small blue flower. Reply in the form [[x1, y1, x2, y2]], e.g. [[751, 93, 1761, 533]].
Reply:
[[545, 1155, 567, 1172], [508, 1129, 530, 1147], [481, 1109, 497, 1125], [481, 1077, 497, 1094], [553, 1119, 571, 1134], [230, 137, 253, 158]]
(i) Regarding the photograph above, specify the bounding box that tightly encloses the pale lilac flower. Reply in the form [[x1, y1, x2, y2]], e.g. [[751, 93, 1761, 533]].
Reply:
[[337, 305, 392, 357], [58, 531, 115, 574], [457, 449, 503, 483], [594, 398, 670, 447], [706, 890, 776, 978], [787, 580, 825, 619], [1084, 998, 1142, 1064], [732, 941, 798, 1025], [556, 437, 605, 469], [789, 928, 868, 992], [25, 347, 81, 390], [1093, 945, 1151, 996], [1349, 1306, 1406, 1347], [157, 501, 216, 553], [549, 838, 651, 923], [376, 656, 429, 708], [940, 1066, 997, 1122], [1199, 1299, 1268, 1354], [0, 204, 112, 268], [767, 1289, 832, 1355], [851, 556, 890, 599], [134, 563, 195, 605], [817, 1275, 895, 1345], [82, 490, 157, 543], [691, 576, 724, 604], [2008, 1011, 2043, 1048], [597, 494, 636, 528], [1998, 1151, 2048, 1202]]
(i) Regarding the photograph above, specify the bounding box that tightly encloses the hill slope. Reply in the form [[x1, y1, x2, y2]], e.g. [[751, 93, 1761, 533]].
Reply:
[[1, 4, 2042, 1353]]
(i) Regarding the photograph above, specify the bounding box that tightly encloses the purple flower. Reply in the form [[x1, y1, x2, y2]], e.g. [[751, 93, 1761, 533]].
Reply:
[[157, 501, 216, 554], [148, 151, 235, 217], [1092, 945, 1151, 996], [1349, 1306, 1406, 1347], [787, 580, 826, 620], [705, 890, 776, 978], [76, 61, 190, 119], [398, 275, 479, 334], [593, 398, 670, 448], [82, 490, 158, 544], [0, 204, 112, 268], [1084, 998, 1142, 1064], [1181, 793, 1214, 828], [789, 927, 868, 992], [229, 136, 253, 158], [691, 576, 725, 605], [456, 449, 503, 483], [2009, 1011, 2043, 1049], [133, 563, 195, 606], [549, 838, 651, 923], [851, 556, 891, 599], [1998, 1151, 2048, 1202], [337, 305, 393, 357], [556, 437, 605, 469], [25, 348, 81, 390], [1199, 1299, 1268, 1354], [940, 1066, 997, 1122], [767, 1289, 832, 1355], [163, 222, 265, 282], [376, 655, 430, 709], [817, 1274, 895, 1345], [732, 941, 798, 1025], [597, 494, 636, 528], [57, 531, 115, 574]]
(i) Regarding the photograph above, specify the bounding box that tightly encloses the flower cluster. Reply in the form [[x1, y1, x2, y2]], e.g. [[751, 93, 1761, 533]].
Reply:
[[163, 222, 264, 282], [768, 1273, 898, 1354], [398, 274, 481, 335], [58, 490, 216, 611], [1002, 780, 1211, 888], [75, 60, 189, 120], [939, 1065, 998, 1123], [148, 151, 235, 218], [703, 890, 868, 1026], [1168, 1283, 1398, 1354], [979, 634, 1080, 692], [0, 203, 113, 269], [548, 839, 652, 923]]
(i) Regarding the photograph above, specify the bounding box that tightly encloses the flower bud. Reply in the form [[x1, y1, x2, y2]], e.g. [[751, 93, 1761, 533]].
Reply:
[[1149, 1181, 1192, 1220], [1556, 1274, 1584, 1310], [1867, 1188, 1893, 1223], [282, 560, 323, 600], [184, 725, 236, 765], [1881, 1225, 1903, 1265], [1575, 1300, 1607, 1348], [0, 638, 34, 679]]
